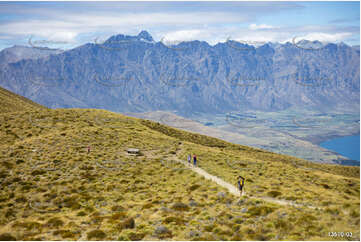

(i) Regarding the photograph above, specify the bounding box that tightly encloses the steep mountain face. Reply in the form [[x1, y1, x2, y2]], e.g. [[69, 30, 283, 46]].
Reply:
[[352, 45, 360, 51], [0, 31, 359, 116], [0, 45, 63, 68]]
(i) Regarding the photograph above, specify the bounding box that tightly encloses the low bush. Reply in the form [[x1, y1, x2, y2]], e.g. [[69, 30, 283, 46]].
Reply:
[[87, 229, 106, 240]]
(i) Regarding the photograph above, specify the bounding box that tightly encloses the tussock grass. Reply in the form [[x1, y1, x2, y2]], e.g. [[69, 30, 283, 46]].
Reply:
[[0, 91, 359, 240]]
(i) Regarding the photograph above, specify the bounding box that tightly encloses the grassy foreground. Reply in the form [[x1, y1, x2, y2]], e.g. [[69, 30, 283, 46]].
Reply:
[[0, 88, 359, 240]]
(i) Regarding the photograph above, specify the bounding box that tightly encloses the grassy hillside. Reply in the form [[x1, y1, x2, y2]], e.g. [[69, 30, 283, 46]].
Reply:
[[0, 98, 359, 240], [0, 86, 45, 113]]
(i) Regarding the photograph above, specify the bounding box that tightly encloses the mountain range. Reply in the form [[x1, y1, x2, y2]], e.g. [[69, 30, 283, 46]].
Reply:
[[0, 45, 62, 68], [0, 31, 359, 116]]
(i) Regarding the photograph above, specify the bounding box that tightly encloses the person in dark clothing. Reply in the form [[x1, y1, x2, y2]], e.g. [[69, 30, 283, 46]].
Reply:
[[87, 146, 91, 154], [193, 154, 197, 166], [237, 176, 245, 196]]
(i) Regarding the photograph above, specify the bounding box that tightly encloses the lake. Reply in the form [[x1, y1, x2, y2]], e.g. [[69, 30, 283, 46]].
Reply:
[[320, 135, 360, 162]]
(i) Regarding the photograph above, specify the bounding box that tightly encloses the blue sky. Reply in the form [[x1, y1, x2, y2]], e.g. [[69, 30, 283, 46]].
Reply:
[[0, 1, 359, 50]]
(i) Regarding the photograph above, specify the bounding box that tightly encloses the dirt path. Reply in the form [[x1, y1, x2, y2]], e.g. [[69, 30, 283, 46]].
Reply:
[[168, 146, 319, 209], [176, 157, 319, 209], [180, 159, 241, 196]]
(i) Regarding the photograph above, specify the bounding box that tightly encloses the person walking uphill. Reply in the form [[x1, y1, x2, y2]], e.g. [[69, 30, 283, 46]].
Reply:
[[193, 154, 197, 167], [237, 176, 245, 196], [188, 154, 191, 164]]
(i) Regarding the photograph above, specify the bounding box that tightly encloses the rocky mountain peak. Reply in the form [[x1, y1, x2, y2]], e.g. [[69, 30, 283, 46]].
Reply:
[[137, 30, 154, 42]]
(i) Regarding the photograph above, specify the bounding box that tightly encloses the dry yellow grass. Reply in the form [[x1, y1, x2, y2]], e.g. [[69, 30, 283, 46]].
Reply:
[[0, 86, 45, 113], [0, 89, 359, 240]]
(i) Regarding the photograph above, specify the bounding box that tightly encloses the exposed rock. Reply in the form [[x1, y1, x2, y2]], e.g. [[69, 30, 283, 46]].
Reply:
[[241, 207, 248, 213], [217, 192, 226, 198], [189, 230, 202, 238], [154, 226, 172, 238], [189, 200, 198, 207]]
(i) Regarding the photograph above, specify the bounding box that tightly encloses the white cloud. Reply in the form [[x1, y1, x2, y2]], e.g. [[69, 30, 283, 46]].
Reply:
[[0, 4, 358, 50], [156, 26, 355, 47], [160, 30, 205, 42], [48, 32, 77, 43], [0, 12, 248, 37], [249, 24, 277, 30], [291, 32, 353, 43]]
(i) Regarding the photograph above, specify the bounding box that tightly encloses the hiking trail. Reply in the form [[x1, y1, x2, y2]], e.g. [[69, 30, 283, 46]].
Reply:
[[167, 144, 320, 210]]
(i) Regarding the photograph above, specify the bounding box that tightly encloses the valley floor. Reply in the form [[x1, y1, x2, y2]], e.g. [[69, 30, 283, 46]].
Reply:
[[129, 109, 360, 165]]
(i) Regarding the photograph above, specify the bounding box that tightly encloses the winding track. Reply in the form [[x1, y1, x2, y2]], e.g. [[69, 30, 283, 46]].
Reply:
[[168, 145, 320, 210]]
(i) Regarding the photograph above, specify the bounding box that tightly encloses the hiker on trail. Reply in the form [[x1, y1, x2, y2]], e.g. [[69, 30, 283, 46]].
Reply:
[[87, 146, 91, 154], [237, 176, 245, 196], [193, 154, 197, 167], [187, 154, 191, 164]]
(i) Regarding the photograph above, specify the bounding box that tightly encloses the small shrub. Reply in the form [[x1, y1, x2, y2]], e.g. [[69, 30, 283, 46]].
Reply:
[[90, 215, 104, 225], [231, 233, 243, 241], [350, 210, 359, 218], [254, 233, 270, 241], [5, 209, 16, 218], [295, 213, 317, 226], [342, 203, 351, 208], [62, 196, 81, 210], [233, 217, 243, 224], [274, 219, 289, 230], [0, 233, 16, 240], [285, 196, 297, 201], [46, 217, 64, 228], [15, 196, 27, 203], [248, 206, 276, 216], [127, 232, 145, 241], [87, 230, 106, 240], [21, 183, 33, 191], [241, 227, 256, 240], [344, 189, 354, 195], [0, 171, 9, 178], [171, 202, 189, 211], [232, 224, 241, 232], [84, 205, 95, 212], [325, 207, 340, 215], [53, 230, 78, 239], [142, 203, 153, 209], [163, 216, 185, 225], [121, 217, 135, 229], [203, 225, 213, 232], [12, 221, 42, 231], [117, 234, 129, 241], [188, 230, 202, 238], [188, 184, 201, 191], [320, 183, 330, 189], [77, 211, 87, 216], [322, 201, 331, 206], [267, 191, 282, 198], [110, 212, 127, 221], [31, 169, 46, 176], [12, 177, 21, 183]]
